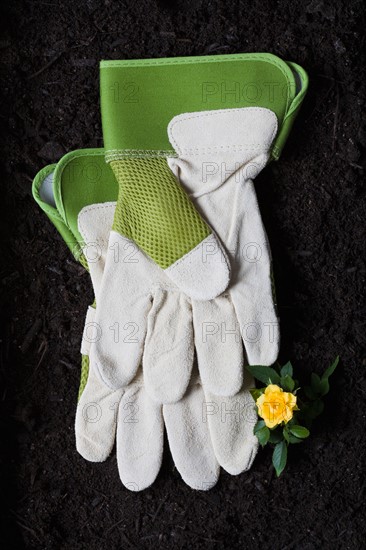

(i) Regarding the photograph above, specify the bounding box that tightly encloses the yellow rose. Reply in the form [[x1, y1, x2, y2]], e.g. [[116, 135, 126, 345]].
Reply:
[[256, 384, 298, 429]]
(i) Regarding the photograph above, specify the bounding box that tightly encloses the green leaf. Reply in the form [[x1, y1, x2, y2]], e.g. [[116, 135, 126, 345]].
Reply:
[[280, 361, 293, 378], [281, 374, 295, 392], [283, 427, 290, 443], [272, 441, 287, 477], [310, 372, 321, 394], [255, 426, 270, 447], [301, 399, 325, 422], [319, 378, 330, 396], [246, 365, 281, 386], [322, 356, 339, 380], [253, 420, 266, 433], [312, 400, 325, 418], [304, 385, 317, 400], [286, 416, 296, 427], [250, 388, 265, 402], [269, 430, 283, 444], [288, 434, 304, 444], [289, 425, 310, 439]]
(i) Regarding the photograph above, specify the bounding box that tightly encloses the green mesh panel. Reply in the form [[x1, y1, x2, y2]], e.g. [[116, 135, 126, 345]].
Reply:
[[78, 354, 90, 401], [111, 157, 210, 269]]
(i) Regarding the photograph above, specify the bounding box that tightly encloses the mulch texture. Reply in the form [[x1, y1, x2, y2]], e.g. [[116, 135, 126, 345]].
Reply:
[[0, 1, 365, 548]]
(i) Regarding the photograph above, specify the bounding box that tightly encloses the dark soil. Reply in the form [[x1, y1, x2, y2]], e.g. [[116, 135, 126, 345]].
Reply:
[[1, 1, 365, 548]]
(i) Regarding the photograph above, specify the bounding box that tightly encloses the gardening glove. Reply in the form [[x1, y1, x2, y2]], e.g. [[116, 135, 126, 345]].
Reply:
[[93, 53, 308, 395], [78, 202, 258, 491], [32, 156, 258, 491]]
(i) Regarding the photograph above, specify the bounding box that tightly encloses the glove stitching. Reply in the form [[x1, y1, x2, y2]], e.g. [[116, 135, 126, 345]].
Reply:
[[169, 108, 278, 157]]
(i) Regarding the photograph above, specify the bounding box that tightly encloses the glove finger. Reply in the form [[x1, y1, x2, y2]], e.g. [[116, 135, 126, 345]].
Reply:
[[204, 368, 258, 475], [230, 283, 279, 367], [230, 180, 279, 366], [192, 296, 243, 396], [116, 379, 164, 492], [92, 230, 152, 389], [143, 290, 194, 404], [163, 380, 219, 490], [75, 357, 124, 462]]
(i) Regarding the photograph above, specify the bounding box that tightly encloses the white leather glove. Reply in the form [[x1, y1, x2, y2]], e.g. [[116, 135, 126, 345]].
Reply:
[[76, 202, 258, 491]]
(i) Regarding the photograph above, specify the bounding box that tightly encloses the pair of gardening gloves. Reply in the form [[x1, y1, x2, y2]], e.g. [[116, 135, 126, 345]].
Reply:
[[33, 53, 308, 491]]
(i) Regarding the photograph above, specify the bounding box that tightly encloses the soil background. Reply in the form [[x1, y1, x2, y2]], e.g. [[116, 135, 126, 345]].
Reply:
[[1, 1, 365, 549]]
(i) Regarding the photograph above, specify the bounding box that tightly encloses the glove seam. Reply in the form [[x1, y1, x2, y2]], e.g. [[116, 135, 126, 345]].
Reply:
[[105, 149, 176, 161], [168, 107, 278, 157]]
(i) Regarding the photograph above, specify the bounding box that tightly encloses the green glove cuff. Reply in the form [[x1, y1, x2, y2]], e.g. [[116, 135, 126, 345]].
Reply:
[[100, 52, 308, 161], [32, 149, 118, 262], [32, 162, 82, 260]]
